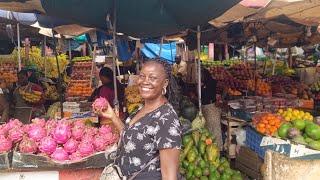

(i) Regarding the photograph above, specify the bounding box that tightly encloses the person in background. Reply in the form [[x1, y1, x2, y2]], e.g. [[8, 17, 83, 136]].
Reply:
[[172, 55, 187, 80], [99, 60, 181, 180], [89, 67, 125, 117], [200, 68, 223, 151], [12, 70, 45, 124]]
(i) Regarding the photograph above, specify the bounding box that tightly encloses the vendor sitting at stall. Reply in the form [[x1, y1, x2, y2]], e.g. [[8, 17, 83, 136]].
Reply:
[[89, 67, 124, 109], [0, 80, 9, 123], [12, 70, 45, 124]]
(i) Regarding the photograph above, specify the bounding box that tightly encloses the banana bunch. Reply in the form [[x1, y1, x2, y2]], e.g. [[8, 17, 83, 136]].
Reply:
[[19, 88, 42, 104], [47, 102, 61, 119], [11, 47, 68, 78], [42, 82, 59, 101], [125, 85, 143, 114]]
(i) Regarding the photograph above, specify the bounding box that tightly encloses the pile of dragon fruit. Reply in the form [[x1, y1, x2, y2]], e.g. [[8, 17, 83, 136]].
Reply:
[[0, 118, 118, 162]]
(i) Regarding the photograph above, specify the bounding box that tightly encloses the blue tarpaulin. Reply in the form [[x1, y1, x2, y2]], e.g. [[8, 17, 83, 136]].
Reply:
[[141, 42, 176, 63]]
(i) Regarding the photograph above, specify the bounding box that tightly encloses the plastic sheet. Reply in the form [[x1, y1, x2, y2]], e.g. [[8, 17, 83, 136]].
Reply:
[[12, 150, 116, 170], [0, 151, 12, 170]]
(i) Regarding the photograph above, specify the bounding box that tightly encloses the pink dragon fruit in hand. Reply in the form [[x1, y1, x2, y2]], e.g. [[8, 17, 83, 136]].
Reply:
[[51, 147, 69, 161], [52, 122, 71, 144], [78, 141, 95, 157], [39, 136, 57, 155], [19, 137, 38, 154], [6, 119, 23, 129], [28, 124, 46, 142], [63, 138, 79, 154], [31, 118, 46, 127], [8, 128, 24, 143], [99, 125, 112, 135], [69, 151, 82, 161], [93, 134, 108, 152], [0, 136, 12, 153], [92, 97, 109, 112]]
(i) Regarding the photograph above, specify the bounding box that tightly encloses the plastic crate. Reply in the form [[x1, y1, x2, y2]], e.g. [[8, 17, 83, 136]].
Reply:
[[245, 126, 266, 159]]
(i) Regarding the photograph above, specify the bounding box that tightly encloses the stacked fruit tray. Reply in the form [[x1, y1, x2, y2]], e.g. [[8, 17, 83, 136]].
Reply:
[[66, 58, 93, 100], [0, 61, 17, 88]]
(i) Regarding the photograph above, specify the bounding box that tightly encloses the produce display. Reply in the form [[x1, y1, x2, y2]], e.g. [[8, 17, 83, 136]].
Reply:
[[125, 85, 143, 114], [66, 58, 93, 99], [247, 79, 272, 96], [268, 75, 312, 100], [42, 81, 59, 101], [0, 118, 118, 162], [13, 47, 68, 78], [0, 61, 17, 88], [180, 128, 242, 180], [19, 84, 43, 104], [276, 118, 320, 150], [253, 113, 282, 136], [277, 108, 313, 122]]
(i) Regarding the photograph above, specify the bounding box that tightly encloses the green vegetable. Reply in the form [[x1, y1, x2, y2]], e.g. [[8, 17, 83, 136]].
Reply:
[[181, 140, 194, 160], [192, 131, 201, 146], [194, 167, 203, 178], [199, 141, 206, 155], [183, 135, 193, 146]]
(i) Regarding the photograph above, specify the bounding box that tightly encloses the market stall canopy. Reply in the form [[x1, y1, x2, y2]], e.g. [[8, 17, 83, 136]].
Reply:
[[0, 0, 240, 38], [0, 9, 93, 37], [247, 0, 320, 26], [209, 0, 270, 28]]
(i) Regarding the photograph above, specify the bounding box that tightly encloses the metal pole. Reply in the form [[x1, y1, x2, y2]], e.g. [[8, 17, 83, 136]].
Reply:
[[68, 39, 72, 62], [17, 23, 21, 71], [159, 37, 164, 57], [52, 31, 64, 118], [90, 44, 97, 88], [197, 26, 202, 111], [112, 0, 119, 114], [254, 43, 257, 95]]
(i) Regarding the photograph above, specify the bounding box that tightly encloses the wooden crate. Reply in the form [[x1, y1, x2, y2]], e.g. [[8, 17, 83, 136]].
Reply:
[[235, 146, 263, 179]]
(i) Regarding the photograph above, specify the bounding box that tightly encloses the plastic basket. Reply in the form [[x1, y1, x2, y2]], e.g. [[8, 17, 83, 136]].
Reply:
[[245, 126, 266, 159]]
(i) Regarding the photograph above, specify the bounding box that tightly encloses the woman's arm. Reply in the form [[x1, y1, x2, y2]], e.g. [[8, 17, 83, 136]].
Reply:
[[160, 148, 180, 180]]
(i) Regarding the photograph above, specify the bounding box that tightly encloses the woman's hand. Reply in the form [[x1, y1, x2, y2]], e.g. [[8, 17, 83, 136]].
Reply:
[[98, 103, 124, 132], [160, 148, 180, 180]]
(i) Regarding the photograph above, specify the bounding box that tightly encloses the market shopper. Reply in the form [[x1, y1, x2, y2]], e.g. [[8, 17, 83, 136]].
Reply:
[[200, 68, 223, 151], [12, 70, 45, 124], [99, 60, 181, 180], [89, 67, 124, 108]]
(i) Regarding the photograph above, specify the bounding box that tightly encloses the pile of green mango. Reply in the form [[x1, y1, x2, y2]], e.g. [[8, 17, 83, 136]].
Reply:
[[180, 128, 242, 180]]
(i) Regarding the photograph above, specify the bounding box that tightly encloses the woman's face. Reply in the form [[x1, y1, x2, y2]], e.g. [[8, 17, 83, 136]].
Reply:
[[100, 75, 111, 85], [137, 62, 168, 101]]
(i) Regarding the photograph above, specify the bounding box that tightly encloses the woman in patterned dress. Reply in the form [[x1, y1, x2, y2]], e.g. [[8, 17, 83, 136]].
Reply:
[[100, 60, 182, 180]]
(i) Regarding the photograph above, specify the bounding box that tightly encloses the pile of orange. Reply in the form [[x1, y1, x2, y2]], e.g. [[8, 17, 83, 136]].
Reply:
[[247, 79, 271, 96], [67, 82, 92, 97], [253, 113, 282, 136]]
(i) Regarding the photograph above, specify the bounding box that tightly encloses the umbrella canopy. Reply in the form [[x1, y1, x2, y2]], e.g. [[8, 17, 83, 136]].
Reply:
[[0, 0, 240, 38]]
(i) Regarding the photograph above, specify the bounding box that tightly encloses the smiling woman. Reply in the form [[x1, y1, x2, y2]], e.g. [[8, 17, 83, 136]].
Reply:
[[99, 59, 182, 180]]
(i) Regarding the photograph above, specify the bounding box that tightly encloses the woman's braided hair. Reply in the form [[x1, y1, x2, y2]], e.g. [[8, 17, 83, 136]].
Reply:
[[145, 58, 181, 113]]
